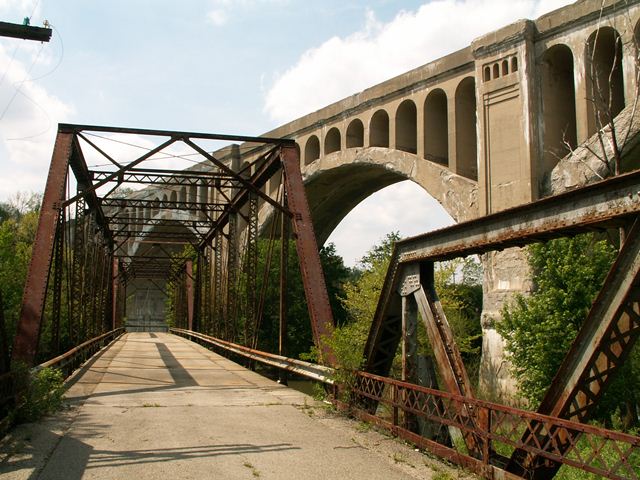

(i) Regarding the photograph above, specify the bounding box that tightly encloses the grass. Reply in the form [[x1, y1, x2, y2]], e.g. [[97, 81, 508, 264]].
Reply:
[[243, 461, 260, 477]]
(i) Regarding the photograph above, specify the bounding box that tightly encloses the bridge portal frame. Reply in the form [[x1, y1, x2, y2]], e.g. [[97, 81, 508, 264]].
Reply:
[[11, 123, 336, 366]]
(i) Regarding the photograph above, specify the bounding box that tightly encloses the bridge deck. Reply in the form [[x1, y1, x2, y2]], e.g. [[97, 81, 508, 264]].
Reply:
[[1, 333, 453, 479]]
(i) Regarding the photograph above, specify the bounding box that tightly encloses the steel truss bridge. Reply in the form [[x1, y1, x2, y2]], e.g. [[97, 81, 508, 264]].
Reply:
[[1, 124, 640, 479]]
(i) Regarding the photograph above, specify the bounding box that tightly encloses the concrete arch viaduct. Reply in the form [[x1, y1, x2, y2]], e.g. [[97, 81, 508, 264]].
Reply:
[[126, 0, 640, 398]]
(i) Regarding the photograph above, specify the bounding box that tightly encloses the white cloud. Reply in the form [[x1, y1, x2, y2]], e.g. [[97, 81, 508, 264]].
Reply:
[[0, 41, 74, 199], [207, 0, 288, 27], [264, 0, 574, 123], [326, 181, 454, 267]]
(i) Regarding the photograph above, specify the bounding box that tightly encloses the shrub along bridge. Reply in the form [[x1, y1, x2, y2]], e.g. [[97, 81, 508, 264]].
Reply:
[[1, 124, 640, 479]]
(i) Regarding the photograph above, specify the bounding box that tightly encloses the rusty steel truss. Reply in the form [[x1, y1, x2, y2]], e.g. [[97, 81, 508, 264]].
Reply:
[[364, 169, 640, 478], [10, 124, 336, 366]]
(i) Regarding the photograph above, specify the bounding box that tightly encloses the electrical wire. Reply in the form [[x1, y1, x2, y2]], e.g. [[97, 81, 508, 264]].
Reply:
[[0, 42, 44, 123], [1, 26, 63, 141]]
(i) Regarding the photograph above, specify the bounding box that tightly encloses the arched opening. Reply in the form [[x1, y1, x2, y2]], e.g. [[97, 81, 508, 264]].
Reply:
[[369, 110, 390, 147], [305, 135, 320, 165], [424, 89, 449, 165], [170, 190, 177, 203], [501, 60, 509, 76], [179, 186, 186, 203], [483, 66, 491, 82], [346, 119, 364, 148], [493, 64, 500, 79], [325, 127, 341, 154], [541, 44, 577, 174], [455, 77, 477, 180], [305, 162, 455, 250], [395, 100, 417, 154], [586, 27, 625, 136], [511, 57, 518, 73], [326, 180, 454, 266]]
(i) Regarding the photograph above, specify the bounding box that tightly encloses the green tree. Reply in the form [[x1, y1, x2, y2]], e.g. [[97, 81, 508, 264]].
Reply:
[[0, 193, 41, 358], [498, 233, 640, 427], [255, 240, 351, 360]]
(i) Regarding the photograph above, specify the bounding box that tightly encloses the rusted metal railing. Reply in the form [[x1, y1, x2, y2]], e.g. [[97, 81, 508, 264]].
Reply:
[[0, 327, 124, 434], [34, 328, 125, 377], [170, 328, 334, 384], [350, 372, 640, 480]]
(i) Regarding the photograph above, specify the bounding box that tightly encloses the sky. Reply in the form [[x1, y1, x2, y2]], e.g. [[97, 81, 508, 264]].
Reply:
[[0, 0, 573, 266]]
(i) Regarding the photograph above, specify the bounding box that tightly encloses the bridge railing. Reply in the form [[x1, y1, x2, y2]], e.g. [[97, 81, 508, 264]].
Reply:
[[1, 327, 124, 435], [349, 371, 640, 480], [170, 327, 334, 384]]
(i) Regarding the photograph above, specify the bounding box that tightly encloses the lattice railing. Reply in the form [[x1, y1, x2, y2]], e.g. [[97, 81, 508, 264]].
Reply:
[[350, 371, 640, 480]]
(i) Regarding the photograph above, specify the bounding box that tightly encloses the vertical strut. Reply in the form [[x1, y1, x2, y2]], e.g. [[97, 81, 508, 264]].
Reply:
[[245, 193, 258, 346], [186, 260, 194, 331], [50, 208, 65, 356], [227, 212, 238, 341], [279, 192, 289, 385], [214, 230, 224, 338]]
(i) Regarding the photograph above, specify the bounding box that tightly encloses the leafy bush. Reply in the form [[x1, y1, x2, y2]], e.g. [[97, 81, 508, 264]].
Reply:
[[12, 363, 65, 423], [498, 233, 640, 428]]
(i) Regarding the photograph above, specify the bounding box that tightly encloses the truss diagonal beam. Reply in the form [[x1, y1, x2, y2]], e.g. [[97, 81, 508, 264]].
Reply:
[[281, 145, 335, 365], [12, 133, 72, 365], [507, 218, 640, 478]]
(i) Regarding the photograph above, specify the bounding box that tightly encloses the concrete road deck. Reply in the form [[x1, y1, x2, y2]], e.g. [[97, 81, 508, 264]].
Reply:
[[0, 333, 468, 479]]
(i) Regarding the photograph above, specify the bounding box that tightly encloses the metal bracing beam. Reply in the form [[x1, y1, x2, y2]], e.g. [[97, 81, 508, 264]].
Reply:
[[12, 132, 72, 365], [59, 123, 296, 146], [90, 169, 236, 187], [507, 218, 640, 478], [280, 145, 336, 365], [199, 148, 285, 248], [394, 169, 640, 264], [62, 137, 178, 208], [101, 198, 226, 213]]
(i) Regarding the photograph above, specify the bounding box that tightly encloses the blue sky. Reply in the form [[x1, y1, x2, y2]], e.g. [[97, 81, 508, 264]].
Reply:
[[0, 0, 572, 265]]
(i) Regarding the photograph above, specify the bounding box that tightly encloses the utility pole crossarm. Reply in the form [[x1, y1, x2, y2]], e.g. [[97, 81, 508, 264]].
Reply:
[[0, 21, 52, 42]]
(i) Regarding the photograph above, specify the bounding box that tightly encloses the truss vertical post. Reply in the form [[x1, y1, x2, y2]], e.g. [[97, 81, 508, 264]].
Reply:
[[279, 194, 289, 385], [12, 132, 73, 365], [214, 231, 224, 338], [227, 212, 238, 341], [280, 145, 335, 365], [203, 248, 212, 334], [112, 259, 120, 330], [193, 252, 202, 332], [245, 193, 258, 346], [50, 209, 65, 356], [186, 260, 194, 331]]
